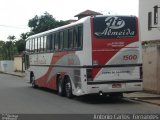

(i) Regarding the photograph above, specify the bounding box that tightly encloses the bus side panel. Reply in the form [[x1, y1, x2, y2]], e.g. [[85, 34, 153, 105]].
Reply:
[[32, 52, 86, 92]]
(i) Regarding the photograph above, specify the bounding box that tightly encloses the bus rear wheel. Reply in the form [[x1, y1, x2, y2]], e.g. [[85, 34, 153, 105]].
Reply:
[[31, 75, 37, 88], [65, 77, 73, 98]]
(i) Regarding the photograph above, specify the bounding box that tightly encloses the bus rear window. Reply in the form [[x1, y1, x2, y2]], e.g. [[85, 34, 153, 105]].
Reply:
[[93, 16, 136, 39]]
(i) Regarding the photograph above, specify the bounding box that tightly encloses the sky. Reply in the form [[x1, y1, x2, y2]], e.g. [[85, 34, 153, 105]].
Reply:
[[0, 0, 139, 41]]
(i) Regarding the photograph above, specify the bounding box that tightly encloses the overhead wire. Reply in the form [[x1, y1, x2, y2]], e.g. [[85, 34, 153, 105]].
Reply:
[[0, 25, 28, 29]]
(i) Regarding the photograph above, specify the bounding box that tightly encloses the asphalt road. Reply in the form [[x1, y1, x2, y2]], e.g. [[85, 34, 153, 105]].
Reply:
[[0, 73, 160, 114]]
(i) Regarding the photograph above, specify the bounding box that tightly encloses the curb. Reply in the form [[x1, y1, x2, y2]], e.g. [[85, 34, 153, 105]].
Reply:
[[127, 97, 160, 106], [0, 72, 25, 77]]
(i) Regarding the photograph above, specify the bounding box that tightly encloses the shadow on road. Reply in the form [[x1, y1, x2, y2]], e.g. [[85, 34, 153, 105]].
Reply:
[[74, 95, 137, 105], [30, 86, 138, 105]]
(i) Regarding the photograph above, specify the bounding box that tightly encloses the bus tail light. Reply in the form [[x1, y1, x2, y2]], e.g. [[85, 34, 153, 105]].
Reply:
[[87, 69, 93, 81], [74, 70, 82, 89]]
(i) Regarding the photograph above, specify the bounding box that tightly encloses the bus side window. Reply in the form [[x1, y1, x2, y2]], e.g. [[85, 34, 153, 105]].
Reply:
[[26, 40, 30, 52], [78, 26, 83, 49], [55, 32, 59, 51], [68, 28, 73, 49], [46, 34, 53, 52], [44, 36, 47, 52], [40, 36, 44, 52], [52, 34, 55, 51], [73, 27, 78, 49], [32, 38, 35, 53], [35, 38, 38, 52], [64, 29, 68, 50], [29, 39, 31, 53], [38, 37, 41, 52], [59, 31, 64, 50]]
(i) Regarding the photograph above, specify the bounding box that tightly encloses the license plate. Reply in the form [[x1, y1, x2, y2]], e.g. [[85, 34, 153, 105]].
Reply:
[[112, 83, 122, 88]]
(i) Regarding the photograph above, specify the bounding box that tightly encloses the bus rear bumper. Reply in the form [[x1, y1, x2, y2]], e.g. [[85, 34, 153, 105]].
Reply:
[[86, 82, 143, 95]]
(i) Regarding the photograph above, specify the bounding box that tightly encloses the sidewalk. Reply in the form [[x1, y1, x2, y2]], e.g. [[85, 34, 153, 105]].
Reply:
[[124, 92, 160, 106]]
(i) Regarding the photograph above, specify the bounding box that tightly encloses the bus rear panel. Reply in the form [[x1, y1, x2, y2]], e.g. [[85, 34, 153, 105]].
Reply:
[[85, 16, 142, 95]]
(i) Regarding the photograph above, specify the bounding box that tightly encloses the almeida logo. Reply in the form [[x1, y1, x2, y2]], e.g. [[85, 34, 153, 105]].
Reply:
[[105, 16, 125, 29], [95, 16, 135, 38]]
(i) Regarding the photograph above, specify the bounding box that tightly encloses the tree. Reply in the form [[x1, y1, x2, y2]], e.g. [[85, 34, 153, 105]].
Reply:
[[0, 40, 16, 60], [6, 35, 17, 60], [16, 32, 29, 54], [28, 12, 68, 35], [0, 41, 5, 60], [7, 35, 16, 41]]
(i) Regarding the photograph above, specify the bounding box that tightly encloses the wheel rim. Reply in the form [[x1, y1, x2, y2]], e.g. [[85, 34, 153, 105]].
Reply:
[[31, 76, 35, 86], [65, 81, 71, 97], [58, 81, 62, 93]]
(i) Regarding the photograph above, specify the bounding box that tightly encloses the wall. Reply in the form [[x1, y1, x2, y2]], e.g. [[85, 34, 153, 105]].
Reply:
[[157, 45, 160, 93], [142, 45, 160, 93], [0, 60, 14, 73], [139, 0, 160, 41], [14, 56, 24, 72]]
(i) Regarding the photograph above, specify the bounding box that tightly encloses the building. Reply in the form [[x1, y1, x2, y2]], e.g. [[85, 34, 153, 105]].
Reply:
[[65, 19, 77, 24], [139, 0, 160, 42], [74, 10, 102, 20], [139, 0, 160, 93]]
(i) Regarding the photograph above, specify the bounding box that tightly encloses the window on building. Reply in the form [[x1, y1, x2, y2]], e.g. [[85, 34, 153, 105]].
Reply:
[[154, 5, 158, 25], [148, 12, 152, 31]]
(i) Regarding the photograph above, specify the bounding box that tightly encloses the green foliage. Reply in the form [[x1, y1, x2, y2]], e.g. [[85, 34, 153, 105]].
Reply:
[[0, 12, 69, 60], [15, 32, 29, 54], [7, 35, 16, 41], [0, 39, 18, 60], [28, 12, 68, 35], [0, 41, 5, 60]]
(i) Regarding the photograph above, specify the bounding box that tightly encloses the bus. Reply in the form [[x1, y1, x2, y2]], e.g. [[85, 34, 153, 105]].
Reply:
[[25, 15, 143, 98]]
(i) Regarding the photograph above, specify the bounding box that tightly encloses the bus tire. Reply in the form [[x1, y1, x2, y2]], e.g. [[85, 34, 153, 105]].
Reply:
[[30, 72, 34, 83], [31, 75, 38, 88], [65, 77, 73, 98], [57, 76, 65, 96]]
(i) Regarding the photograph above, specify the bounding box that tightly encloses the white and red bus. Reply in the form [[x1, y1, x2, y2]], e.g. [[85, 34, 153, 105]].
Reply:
[[25, 15, 143, 98]]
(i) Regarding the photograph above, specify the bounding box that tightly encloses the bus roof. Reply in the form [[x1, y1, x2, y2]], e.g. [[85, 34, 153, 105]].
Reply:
[[26, 16, 90, 41], [26, 15, 137, 41]]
